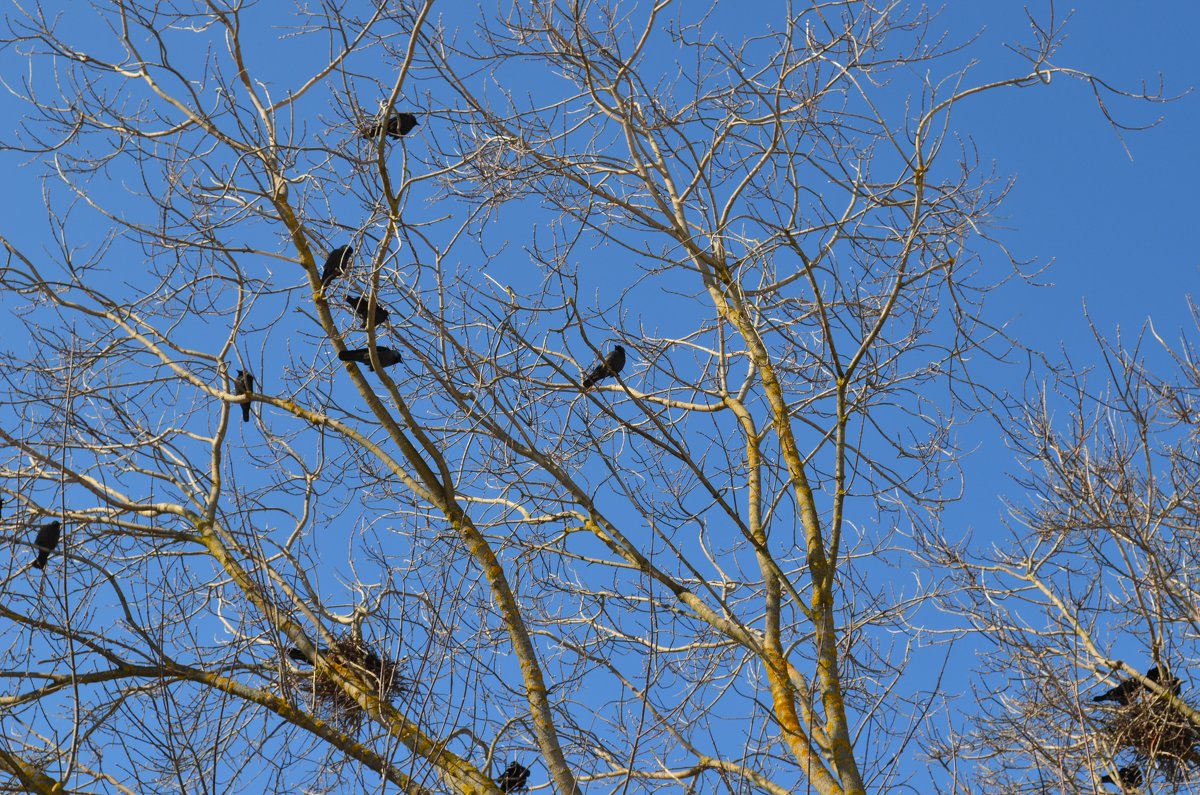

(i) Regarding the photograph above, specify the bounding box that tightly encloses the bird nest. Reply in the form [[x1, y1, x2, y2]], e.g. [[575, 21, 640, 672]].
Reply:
[[1101, 693, 1200, 778], [286, 636, 408, 729]]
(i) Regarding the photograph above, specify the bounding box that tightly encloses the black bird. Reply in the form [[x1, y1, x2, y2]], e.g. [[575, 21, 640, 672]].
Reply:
[[287, 647, 316, 665], [321, 245, 353, 287], [496, 762, 530, 793], [1093, 677, 1139, 706], [1150, 664, 1184, 696], [360, 112, 419, 139], [1093, 665, 1179, 705], [344, 294, 391, 328], [32, 520, 62, 570], [1100, 764, 1143, 789], [338, 347, 402, 371], [233, 370, 255, 423], [582, 344, 626, 389]]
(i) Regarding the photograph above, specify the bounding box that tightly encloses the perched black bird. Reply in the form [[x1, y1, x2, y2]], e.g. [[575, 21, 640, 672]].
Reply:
[[321, 245, 353, 287], [1100, 764, 1143, 789], [233, 370, 255, 423], [287, 647, 315, 665], [344, 294, 391, 328], [360, 112, 419, 139], [1093, 665, 1179, 705], [338, 347, 402, 372], [496, 762, 530, 793], [1151, 664, 1184, 696], [1093, 677, 1139, 706], [582, 344, 626, 389], [32, 520, 62, 570]]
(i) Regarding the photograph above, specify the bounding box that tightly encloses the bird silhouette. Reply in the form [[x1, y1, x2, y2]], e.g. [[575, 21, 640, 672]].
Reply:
[[1094, 678, 1138, 705], [496, 761, 530, 793], [1151, 665, 1184, 696], [582, 345, 626, 389], [1100, 764, 1142, 789], [233, 370, 255, 422], [286, 647, 324, 665], [321, 245, 353, 287], [344, 294, 390, 328], [1093, 665, 1179, 705], [360, 112, 419, 139], [32, 520, 61, 570], [339, 347, 402, 371]]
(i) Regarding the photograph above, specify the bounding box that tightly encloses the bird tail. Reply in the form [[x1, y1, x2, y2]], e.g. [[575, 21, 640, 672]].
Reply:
[[33, 553, 48, 570], [338, 350, 374, 371], [241, 403, 252, 422]]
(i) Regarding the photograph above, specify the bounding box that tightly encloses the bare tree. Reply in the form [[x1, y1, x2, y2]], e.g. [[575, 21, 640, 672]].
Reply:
[[0, 2, 1163, 793], [924, 310, 1200, 794]]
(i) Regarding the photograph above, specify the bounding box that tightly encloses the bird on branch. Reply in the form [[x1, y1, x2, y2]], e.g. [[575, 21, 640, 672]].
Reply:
[[287, 647, 325, 665], [233, 370, 255, 423], [1093, 665, 1180, 705], [1099, 764, 1142, 790], [496, 761, 530, 793], [32, 520, 62, 570], [344, 294, 390, 328], [582, 345, 626, 389], [321, 245, 353, 288], [360, 112, 419, 139], [338, 347, 402, 372]]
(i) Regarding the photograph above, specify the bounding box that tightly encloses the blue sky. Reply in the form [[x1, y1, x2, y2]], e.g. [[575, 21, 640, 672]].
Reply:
[[941, 4, 1199, 348]]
